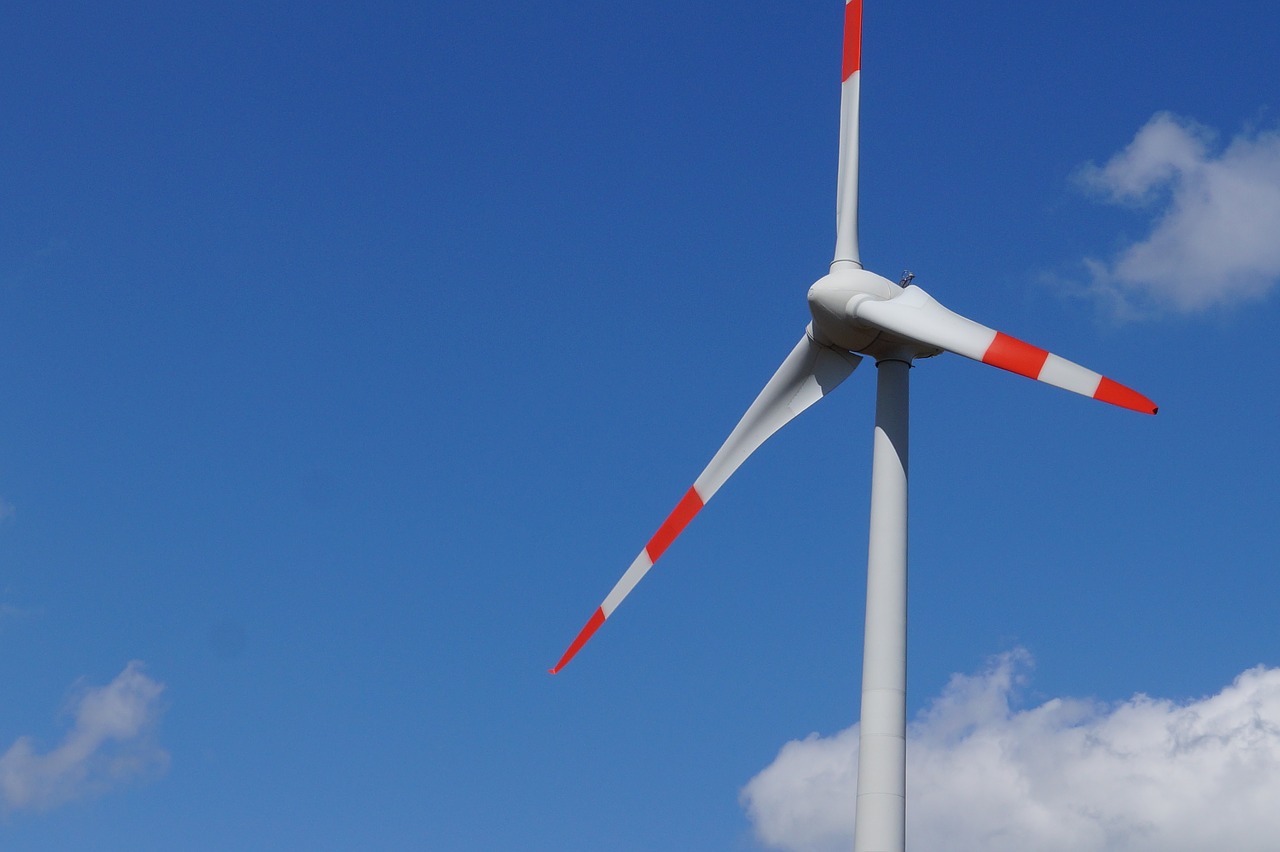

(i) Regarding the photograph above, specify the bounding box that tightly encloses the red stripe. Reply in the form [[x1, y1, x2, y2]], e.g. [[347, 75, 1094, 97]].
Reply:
[[1093, 377, 1158, 414], [982, 332, 1049, 380], [645, 487, 704, 563], [549, 607, 606, 674], [842, 0, 862, 81]]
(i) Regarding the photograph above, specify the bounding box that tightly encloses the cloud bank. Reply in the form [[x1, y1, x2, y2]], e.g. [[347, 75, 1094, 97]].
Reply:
[[742, 650, 1280, 852], [0, 661, 168, 812], [1077, 112, 1280, 316]]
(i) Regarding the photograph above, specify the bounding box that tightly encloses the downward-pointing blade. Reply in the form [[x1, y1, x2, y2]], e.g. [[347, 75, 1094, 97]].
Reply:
[[549, 331, 862, 674], [853, 285, 1157, 414]]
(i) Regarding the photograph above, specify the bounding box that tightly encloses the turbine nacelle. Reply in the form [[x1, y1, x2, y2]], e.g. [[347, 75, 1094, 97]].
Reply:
[[808, 268, 943, 361]]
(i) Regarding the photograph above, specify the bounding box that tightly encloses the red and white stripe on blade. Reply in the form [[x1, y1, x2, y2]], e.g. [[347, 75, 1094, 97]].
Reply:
[[853, 285, 1158, 414], [834, 0, 863, 267], [549, 333, 862, 673]]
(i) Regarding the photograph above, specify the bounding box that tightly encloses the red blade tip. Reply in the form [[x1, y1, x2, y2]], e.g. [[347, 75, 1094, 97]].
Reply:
[[1094, 377, 1158, 415], [549, 607, 606, 674]]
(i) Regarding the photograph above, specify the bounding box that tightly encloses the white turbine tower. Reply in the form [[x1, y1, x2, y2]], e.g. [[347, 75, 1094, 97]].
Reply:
[[551, 3, 1156, 850]]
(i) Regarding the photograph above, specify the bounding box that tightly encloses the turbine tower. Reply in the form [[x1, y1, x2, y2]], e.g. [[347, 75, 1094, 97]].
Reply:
[[551, 4, 1156, 850]]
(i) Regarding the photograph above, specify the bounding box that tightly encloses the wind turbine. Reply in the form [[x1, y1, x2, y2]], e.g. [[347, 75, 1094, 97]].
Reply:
[[550, 2, 1156, 850]]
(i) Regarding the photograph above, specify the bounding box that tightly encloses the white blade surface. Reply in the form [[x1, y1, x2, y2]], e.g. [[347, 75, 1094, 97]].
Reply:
[[834, 0, 864, 268], [550, 331, 862, 673], [853, 284, 1158, 414]]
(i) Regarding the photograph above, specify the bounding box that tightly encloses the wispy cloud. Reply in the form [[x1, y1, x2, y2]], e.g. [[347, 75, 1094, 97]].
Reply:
[[0, 662, 169, 813], [1075, 112, 1280, 317], [742, 651, 1280, 852]]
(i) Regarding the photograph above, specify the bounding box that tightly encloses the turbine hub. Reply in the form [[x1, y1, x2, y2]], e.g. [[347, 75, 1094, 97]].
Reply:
[[808, 268, 944, 362], [808, 268, 900, 353]]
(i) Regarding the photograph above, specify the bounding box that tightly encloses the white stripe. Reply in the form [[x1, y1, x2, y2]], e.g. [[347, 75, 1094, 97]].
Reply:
[[601, 550, 653, 617], [1036, 352, 1103, 398]]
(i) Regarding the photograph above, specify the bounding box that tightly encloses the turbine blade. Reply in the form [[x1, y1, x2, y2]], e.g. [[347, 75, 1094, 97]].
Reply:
[[853, 285, 1158, 414], [550, 332, 862, 674], [834, 0, 863, 267]]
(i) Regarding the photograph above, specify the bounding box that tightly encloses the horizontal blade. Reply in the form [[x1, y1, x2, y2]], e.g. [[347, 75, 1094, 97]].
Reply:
[[853, 285, 1157, 414], [550, 331, 862, 674]]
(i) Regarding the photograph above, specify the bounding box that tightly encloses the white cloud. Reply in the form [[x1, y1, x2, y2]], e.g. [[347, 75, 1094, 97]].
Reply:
[[741, 651, 1280, 852], [0, 661, 169, 813], [1076, 112, 1280, 316]]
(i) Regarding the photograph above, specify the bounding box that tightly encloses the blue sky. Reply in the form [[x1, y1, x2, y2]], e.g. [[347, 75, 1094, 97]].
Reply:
[[2, 2, 1279, 850]]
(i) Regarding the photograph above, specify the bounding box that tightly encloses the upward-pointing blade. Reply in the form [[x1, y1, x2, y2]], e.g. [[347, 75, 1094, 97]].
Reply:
[[549, 331, 862, 673], [853, 284, 1158, 414], [834, 0, 863, 267]]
